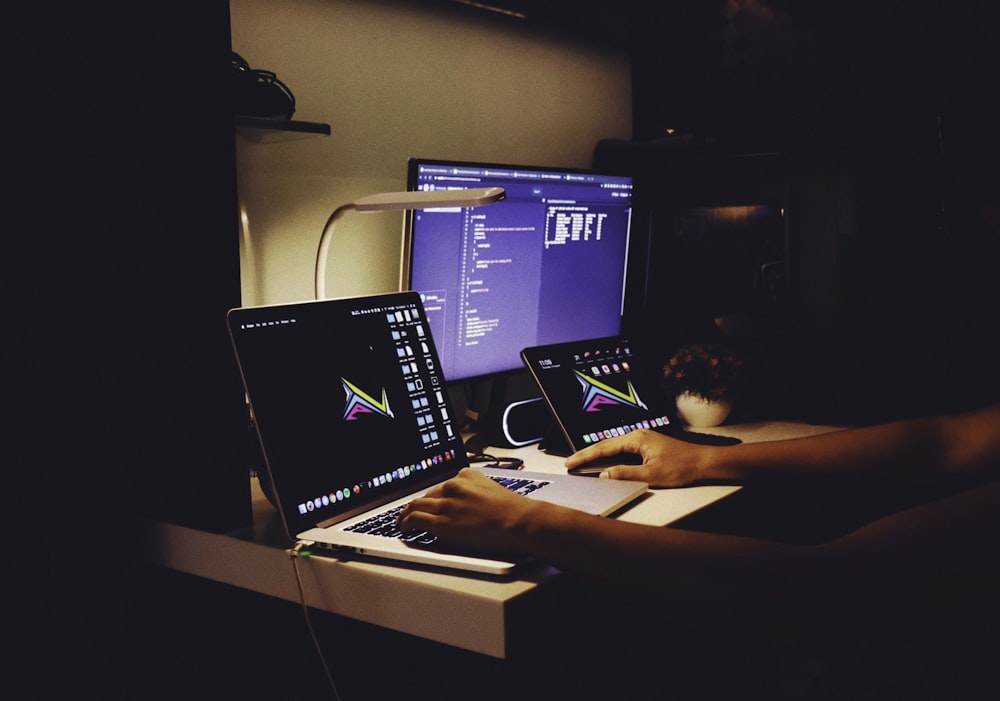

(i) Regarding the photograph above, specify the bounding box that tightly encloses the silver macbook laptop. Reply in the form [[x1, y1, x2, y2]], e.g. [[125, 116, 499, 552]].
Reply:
[[227, 292, 647, 575]]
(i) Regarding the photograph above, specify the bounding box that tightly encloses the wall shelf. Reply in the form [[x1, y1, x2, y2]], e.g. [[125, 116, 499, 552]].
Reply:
[[235, 115, 331, 143]]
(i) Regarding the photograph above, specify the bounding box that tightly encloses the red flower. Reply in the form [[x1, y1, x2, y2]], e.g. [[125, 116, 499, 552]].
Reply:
[[662, 342, 743, 401]]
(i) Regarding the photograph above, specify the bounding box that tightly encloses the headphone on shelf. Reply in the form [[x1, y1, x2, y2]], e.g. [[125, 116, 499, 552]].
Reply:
[[230, 51, 296, 120]]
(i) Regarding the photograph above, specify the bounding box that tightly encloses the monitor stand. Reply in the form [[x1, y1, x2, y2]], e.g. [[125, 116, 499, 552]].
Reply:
[[463, 375, 553, 452]]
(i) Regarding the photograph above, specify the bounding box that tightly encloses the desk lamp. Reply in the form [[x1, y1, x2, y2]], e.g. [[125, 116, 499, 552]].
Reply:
[[314, 187, 506, 299]]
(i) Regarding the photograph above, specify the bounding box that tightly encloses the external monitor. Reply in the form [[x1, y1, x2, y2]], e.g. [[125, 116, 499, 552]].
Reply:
[[403, 157, 635, 386]]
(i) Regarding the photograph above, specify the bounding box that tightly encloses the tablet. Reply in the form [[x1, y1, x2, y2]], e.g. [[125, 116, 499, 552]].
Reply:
[[521, 336, 740, 456]]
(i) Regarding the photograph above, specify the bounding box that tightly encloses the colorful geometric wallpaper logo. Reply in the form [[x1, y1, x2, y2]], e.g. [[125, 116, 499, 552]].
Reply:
[[574, 370, 647, 413], [342, 378, 394, 421]]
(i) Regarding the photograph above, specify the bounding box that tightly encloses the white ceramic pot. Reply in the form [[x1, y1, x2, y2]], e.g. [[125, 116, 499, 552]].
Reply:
[[675, 391, 733, 427]]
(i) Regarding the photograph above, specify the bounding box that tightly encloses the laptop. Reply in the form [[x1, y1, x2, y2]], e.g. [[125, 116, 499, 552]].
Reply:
[[521, 335, 741, 472], [227, 292, 647, 576]]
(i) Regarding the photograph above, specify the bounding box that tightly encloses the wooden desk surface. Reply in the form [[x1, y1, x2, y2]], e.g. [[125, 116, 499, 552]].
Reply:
[[139, 421, 844, 658]]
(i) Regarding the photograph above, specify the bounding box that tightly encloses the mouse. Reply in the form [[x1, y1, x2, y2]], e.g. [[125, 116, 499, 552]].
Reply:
[[567, 452, 643, 477]]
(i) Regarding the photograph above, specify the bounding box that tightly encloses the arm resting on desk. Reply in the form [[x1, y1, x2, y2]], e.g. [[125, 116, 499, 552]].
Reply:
[[402, 405, 1000, 635], [568, 404, 1000, 488], [401, 468, 1000, 636]]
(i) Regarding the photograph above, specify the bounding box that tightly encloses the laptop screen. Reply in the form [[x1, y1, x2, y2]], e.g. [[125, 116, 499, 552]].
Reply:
[[521, 336, 678, 452], [228, 292, 467, 535]]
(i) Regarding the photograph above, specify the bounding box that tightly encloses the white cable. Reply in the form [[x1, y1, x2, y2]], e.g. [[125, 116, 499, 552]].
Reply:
[[288, 544, 343, 700]]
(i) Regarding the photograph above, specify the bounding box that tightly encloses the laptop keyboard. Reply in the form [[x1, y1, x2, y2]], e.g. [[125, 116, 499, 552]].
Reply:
[[344, 474, 551, 545]]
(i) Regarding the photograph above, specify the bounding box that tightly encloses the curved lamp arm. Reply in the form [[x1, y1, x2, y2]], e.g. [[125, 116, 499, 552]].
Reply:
[[314, 203, 359, 300], [314, 187, 505, 300]]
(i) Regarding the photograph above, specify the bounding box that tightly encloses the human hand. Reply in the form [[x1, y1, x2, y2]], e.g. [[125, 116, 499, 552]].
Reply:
[[397, 468, 540, 552], [564, 429, 715, 487]]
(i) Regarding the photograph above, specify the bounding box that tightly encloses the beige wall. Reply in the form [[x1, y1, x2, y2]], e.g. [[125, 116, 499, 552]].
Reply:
[[231, 0, 631, 305]]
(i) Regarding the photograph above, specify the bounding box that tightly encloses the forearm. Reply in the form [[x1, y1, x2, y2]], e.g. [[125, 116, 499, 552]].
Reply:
[[513, 480, 1000, 634], [707, 420, 942, 484], [514, 500, 815, 631], [706, 405, 1000, 486]]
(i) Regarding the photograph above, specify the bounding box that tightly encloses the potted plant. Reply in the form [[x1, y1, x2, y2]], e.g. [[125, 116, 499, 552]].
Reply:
[[662, 342, 744, 427]]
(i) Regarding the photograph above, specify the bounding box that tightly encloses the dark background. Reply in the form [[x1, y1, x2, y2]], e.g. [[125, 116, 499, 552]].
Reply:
[[10, 1, 999, 698]]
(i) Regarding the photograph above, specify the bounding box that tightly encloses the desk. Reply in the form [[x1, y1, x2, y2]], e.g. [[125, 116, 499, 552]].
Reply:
[[139, 421, 843, 659]]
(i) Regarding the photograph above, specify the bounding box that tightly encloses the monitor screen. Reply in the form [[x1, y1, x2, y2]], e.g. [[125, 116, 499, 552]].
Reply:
[[404, 158, 634, 384]]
